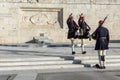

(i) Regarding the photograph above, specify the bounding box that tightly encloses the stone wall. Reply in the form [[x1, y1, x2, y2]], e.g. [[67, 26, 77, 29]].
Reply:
[[0, 0, 120, 44]]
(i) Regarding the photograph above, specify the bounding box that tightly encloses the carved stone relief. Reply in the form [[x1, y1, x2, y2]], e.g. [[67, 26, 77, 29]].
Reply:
[[29, 12, 57, 25], [20, 8, 63, 28]]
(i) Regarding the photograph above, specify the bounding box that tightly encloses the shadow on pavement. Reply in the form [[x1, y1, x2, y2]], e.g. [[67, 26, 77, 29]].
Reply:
[[0, 74, 17, 80]]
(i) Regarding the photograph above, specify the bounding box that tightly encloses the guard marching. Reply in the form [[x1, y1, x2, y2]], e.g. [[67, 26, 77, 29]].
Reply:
[[78, 13, 91, 54], [67, 13, 79, 55]]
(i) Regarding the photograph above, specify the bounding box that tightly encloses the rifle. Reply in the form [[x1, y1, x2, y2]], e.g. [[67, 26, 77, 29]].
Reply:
[[91, 15, 108, 39], [99, 15, 108, 27], [93, 15, 108, 32]]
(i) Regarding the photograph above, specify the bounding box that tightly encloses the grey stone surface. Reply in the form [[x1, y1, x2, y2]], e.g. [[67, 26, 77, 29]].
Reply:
[[36, 71, 120, 80], [0, 0, 120, 4], [14, 73, 37, 80], [0, 1, 120, 43], [0, 43, 119, 80], [0, 74, 16, 80]]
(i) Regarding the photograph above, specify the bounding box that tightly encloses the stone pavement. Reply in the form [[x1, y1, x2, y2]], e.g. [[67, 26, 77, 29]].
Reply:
[[0, 43, 119, 80]]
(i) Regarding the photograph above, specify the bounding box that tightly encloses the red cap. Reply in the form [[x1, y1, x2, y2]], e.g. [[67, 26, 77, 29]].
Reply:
[[99, 20, 103, 24], [81, 16, 85, 20], [69, 15, 73, 19]]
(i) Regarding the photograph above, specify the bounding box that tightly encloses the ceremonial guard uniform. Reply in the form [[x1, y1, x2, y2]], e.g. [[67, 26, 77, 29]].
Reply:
[[67, 14, 79, 55], [78, 16, 90, 39], [78, 14, 91, 54], [92, 20, 109, 69]]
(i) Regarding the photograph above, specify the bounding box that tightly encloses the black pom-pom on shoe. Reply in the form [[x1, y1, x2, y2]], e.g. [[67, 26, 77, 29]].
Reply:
[[82, 51, 86, 54], [72, 51, 76, 55]]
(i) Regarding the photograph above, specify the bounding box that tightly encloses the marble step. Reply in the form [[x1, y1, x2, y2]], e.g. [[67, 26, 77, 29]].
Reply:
[[81, 59, 120, 63], [0, 64, 84, 71], [88, 62, 120, 67], [75, 55, 120, 60], [0, 57, 63, 62], [0, 60, 73, 66]]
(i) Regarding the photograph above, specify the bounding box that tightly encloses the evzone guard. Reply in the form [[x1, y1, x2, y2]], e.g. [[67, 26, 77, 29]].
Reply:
[[67, 13, 91, 55], [91, 16, 109, 69], [78, 13, 91, 54], [66, 13, 79, 55]]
